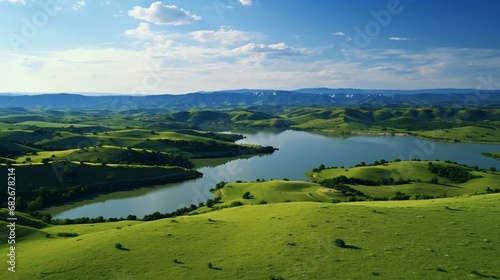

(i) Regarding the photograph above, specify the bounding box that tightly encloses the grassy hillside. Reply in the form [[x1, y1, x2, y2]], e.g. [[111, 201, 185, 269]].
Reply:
[[209, 180, 344, 208], [9, 162, 192, 192], [307, 161, 500, 199], [284, 107, 500, 143], [1, 193, 498, 279]]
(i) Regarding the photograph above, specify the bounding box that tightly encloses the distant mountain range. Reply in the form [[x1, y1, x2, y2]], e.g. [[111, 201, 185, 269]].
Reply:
[[0, 89, 499, 110]]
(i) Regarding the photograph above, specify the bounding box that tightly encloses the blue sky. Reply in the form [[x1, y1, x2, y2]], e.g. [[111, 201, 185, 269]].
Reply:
[[1, 0, 500, 94]]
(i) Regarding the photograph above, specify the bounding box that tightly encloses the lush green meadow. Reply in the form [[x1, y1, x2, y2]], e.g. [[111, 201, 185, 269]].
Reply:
[[1, 193, 499, 279], [210, 180, 344, 208], [307, 160, 500, 199], [283, 107, 500, 143]]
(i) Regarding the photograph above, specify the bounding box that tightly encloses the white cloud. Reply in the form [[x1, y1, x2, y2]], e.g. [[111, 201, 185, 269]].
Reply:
[[239, 0, 253, 6], [3, 46, 499, 94], [128, 2, 200, 25], [191, 28, 262, 45], [234, 42, 306, 55], [332, 31, 352, 41], [72, 1, 86, 11], [124, 23, 158, 40], [0, 0, 25, 4], [389, 37, 416, 41]]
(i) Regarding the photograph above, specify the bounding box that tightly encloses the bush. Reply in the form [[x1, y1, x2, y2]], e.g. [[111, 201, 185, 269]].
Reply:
[[242, 191, 252, 199], [115, 243, 123, 249], [57, 232, 78, 237], [230, 201, 244, 207], [334, 238, 346, 248], [259, 200, 268, 205]]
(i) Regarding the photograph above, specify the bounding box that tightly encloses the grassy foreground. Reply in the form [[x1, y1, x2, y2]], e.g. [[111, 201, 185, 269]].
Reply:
[[1, 193, 499, 279]]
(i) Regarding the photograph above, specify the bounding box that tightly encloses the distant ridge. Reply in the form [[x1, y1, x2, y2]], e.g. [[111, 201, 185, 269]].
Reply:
[[294, 88, 481, 95], [0, 89, 499, 110]]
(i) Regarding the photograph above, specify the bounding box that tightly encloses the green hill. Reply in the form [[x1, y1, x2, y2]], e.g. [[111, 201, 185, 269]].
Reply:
[[1, 194, 499, 279], [284, 107, 500, 143], [307, 161, 500, 199], [209, 180, 344, 209]]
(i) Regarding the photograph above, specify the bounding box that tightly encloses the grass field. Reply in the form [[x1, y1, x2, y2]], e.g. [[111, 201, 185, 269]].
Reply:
[[1, 193, 499, 279], [283, 107, 500, 143], [417, 126, 500, 143], [307, 161, 500, 198], [209, 180, 344, 208]]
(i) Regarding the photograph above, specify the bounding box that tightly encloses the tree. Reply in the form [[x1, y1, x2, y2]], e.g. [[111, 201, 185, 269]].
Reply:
[[126, 215, 137, 220], [490, 167, 497, 172], [206, 199, 214, 208], [242, 191, 252, 199]]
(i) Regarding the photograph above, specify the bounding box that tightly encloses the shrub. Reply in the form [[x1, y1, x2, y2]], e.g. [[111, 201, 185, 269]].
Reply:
[[259, 200, 268, 205], [207, 262, 213, 269], [115, 243, 123, 249], [57, 232, 78, 237], [334, 238, 346, 248], [242, 191, 252, 199], [230, 201, 244, 207], [347, 196, 357, 202]]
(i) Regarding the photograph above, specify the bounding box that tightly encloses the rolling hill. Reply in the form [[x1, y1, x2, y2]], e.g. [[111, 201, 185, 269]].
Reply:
[[1, 193, 498, 279]]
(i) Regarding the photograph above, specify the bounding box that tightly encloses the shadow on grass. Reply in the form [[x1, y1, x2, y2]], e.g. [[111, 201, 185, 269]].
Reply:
[[208, 262, 222, 270], [471, 270, 498, 279], [117, 247, 130, 251], [343, 244, 362, 250], [115, 243, 130, 251], [210, 267, 222, 270], [444, 206, 462, 211]]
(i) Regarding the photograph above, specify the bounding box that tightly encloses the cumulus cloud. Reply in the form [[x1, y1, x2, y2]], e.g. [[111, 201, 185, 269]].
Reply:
[[239, 0, 252, 6], [124, 22, 157, 40], [191, 28, 262, 45], [332, 31, 352, 41], [0, 0, 25, 4], [234, 42, 306, 55], [389, 37, 416, 41], [128, 2, 200, 25]]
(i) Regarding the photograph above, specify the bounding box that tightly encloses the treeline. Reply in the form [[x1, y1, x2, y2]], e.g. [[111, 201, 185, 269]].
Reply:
[[89, 148, 193, 169], [319, 177, 366, 197], [427, 162, 480, 183], [157, 138, 276, 157], [320, 174, 410, 189], [9, 169, 202, 212]]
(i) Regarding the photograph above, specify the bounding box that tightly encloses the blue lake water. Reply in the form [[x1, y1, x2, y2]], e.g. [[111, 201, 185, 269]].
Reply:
[[49, 130, 500, 219]]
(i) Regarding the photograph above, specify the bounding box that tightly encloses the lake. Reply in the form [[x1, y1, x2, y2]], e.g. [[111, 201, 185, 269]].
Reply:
[[49, 130, 500, 219]]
